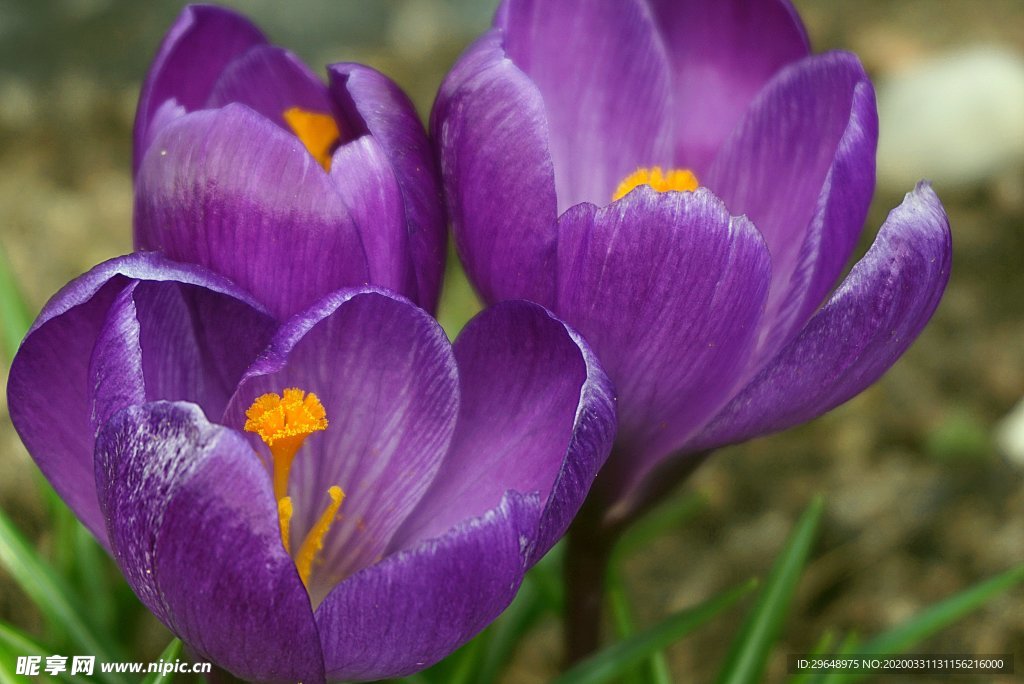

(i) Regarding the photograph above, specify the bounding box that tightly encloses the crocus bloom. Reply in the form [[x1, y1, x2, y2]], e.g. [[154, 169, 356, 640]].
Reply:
[[434, 0, 952, 521], [7, 252, 615, 682], [134, 5, 446, 319]]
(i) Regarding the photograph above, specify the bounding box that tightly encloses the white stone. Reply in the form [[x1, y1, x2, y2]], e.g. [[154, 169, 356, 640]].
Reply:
[[995, 398, 1024, 468], [877, 46, 1024, 190]]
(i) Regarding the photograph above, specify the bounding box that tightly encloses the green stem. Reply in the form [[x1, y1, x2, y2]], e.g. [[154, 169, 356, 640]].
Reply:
[[563, 449, 713, 666]]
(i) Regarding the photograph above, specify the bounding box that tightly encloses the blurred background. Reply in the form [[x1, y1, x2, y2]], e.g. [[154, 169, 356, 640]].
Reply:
[[1, 0, 1022, 681]]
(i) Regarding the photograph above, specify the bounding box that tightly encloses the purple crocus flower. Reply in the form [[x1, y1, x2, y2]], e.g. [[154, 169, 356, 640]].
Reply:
[[434, 0, 952, 523], [133, 5, 446, 319], [7, 252, 615, 682]]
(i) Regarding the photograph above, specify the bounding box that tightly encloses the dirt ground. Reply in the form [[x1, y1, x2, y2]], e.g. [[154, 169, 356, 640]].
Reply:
[[1, 1, 1021, 682]]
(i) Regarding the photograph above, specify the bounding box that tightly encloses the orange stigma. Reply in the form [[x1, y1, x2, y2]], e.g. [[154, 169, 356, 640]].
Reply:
[[245, 388, 328, 501], [612, 166, 699, 202], [283, 106, 341, 171], [278, 497, 294, 554], [245, 388, 344, 588]]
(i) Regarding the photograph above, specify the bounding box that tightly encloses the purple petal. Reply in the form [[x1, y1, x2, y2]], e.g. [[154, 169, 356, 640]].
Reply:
[[205, 45, 335, 135], [530, 321, 617, 562], [133, 5, 266, 173], [329, 63, 447, 313], [315, 491, 541, 681], [432, 30, 558, 306], [222, 289, 459, 604], [89, 278, 277, 434], [329, 135, 416, 298], [391, 300, 616, 564], [88, 284, 147, 442], [689, 183, 952, 452], [95, 402, 324, 684], [146, 98, 188, 147], [647, 0, 810, 174], [706, 52, 877, 367], [134, 103, 371, 320], [776, 77, 878, 357], [555, 187, 771, 503], [6, 253, 271, 545], [499, 0, 674, 210]]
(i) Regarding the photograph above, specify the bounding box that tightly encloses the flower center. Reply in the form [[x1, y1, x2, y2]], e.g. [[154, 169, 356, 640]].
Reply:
[[283, 107, 341, 171], [245, 388, 343, 587], [612, 166, 699, 202]]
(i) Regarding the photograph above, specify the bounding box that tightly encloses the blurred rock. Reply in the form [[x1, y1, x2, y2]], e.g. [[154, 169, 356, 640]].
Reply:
[[994, 397, 1024, 467], [877, 46, 1024, 190]]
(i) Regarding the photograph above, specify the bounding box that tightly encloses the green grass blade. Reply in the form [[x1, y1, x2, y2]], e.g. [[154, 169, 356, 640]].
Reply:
[[554, 579, 758, 684], [0, 509, 122, 675], [51, 504, 77, 582], [606, 491, 704, 684], [397, 675, 430, 684], [715, 496, 825, 684], [607, 568, 671, 684], [446, 631, 488, 684], [786, 630, 836, 684], [0, 642, 19, 684], [414, 622, 490, 684], [30, 475, 79, 588], [71, 525, 115, 635], [41, 488, 85, 641], [606, 570, 643, 684], [0, 621, 90, 684], [860, 563, 1024, 654], [0, 241, 31, 363], [0, 639, 52, 684], [811, 632, 860, 684], [139, 639, 182, 684], [812, 564, 1024, 684], [0, 621, 49, 659], [474, 546, 568, 683], [0, 643, 64, 684]]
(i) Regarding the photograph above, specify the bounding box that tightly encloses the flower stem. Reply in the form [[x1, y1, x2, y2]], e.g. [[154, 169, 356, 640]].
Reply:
[[564, 508, 615, 665], [562, 449, 712, 665]]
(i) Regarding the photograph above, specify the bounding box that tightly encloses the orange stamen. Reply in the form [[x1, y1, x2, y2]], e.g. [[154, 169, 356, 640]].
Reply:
[[283, 106, 341, 171], [295, 486, 345, 586], [612, 166, 699, 202]]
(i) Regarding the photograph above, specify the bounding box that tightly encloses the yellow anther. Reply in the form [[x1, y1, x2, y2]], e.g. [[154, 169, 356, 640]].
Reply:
[[295, 486, 345, 586], [283, 106, 341, 171], [278, 496, 294, 554], [612, 166, 699, 202], [245, 388, 328, 501]]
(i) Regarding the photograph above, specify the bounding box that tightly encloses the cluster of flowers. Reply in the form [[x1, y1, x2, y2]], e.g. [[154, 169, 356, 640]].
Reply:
[[7, 1, 950, 681]]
